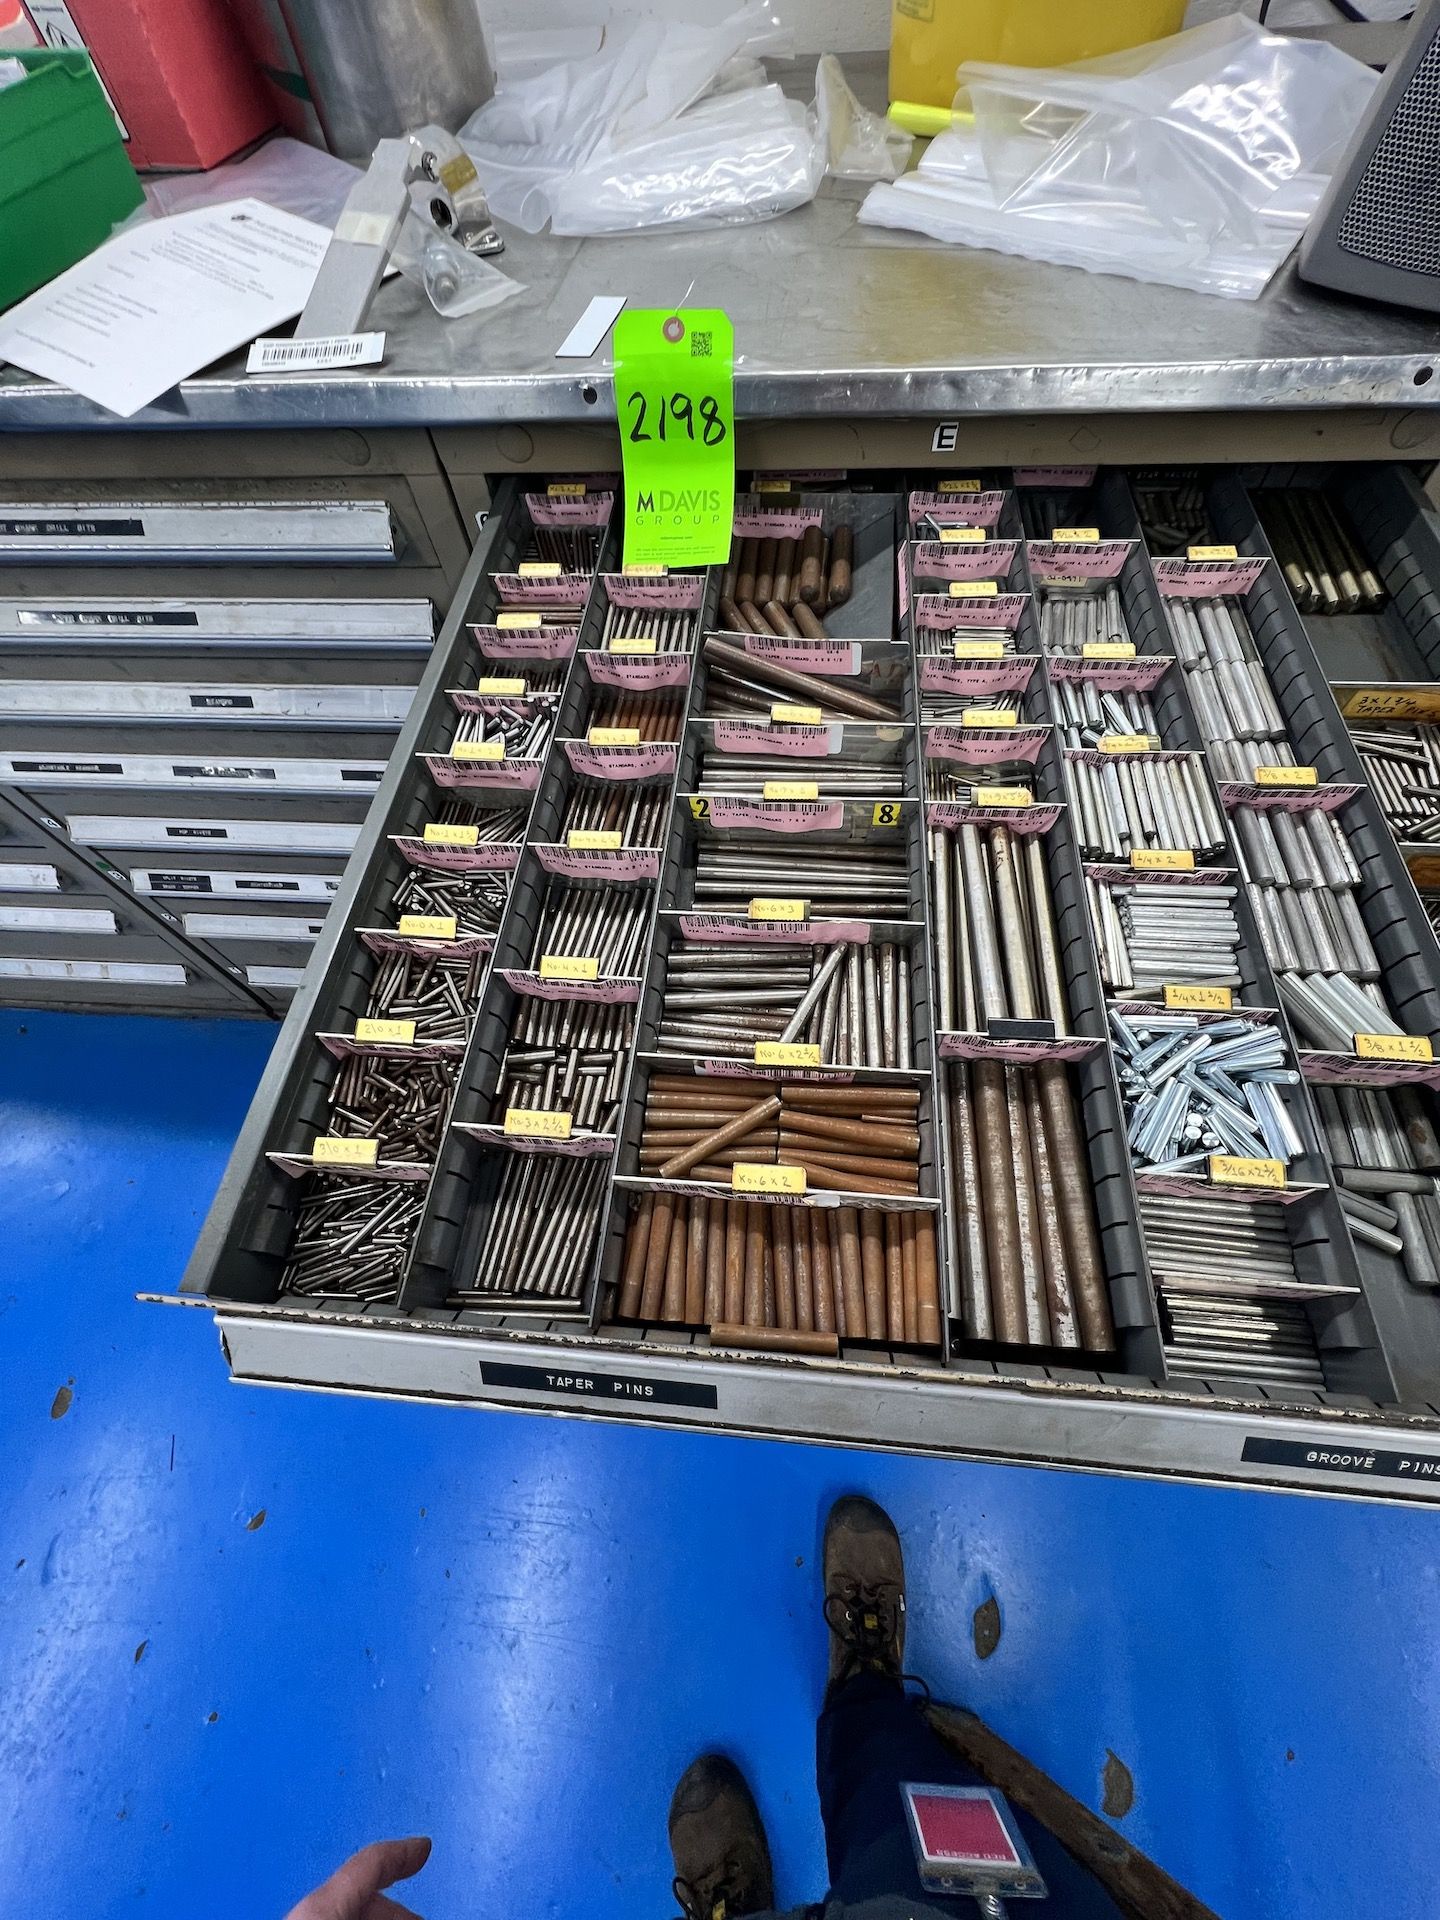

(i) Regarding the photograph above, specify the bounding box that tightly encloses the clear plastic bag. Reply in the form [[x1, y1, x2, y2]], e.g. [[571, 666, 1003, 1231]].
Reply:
[[815, 52, 911, 183], [859, 15, 1379, 300], [390, 215, 524, 319]]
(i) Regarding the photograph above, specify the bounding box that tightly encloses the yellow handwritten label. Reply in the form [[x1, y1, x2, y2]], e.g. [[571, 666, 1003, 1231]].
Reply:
[[423, 822, 479, 847], [495, 611, 541, 630], [539, 954, 600, 982], [1209, 1155, 1285, 1190], [609, 636, 658, 654], [763, 780, 819, 800], [1131, 848, 1194, 872], [622, 562, 667, 576], [749, 897, 807, 922], [771, 703, 824, 725], [938, 479, 981, 493], [1165, 985, 1233, 1012], [547, 482, 585, 497], [355, 1018, 416, 1045], [1341, 687, 1440, 724], [453, 739, 506, 762], [1099, 734, 1153, 753], [1188, 544, 1237, 561], [518, 561, 562, 578], [589, 727, 641, 746], [504, 1107, 574, 1139], [1355, 1033, 1434, 1063], [1053, 528, 1099, 543], [732, 1161, 806, 1195], [755, 1041, 823, 1068], [961, 708, 1017, 728], [1082, 641, 1136, 660], [398, 915, 457, 940], [314, 1136, 379, 1167], [755, 477, 792, 493], [476, 676, 526, 696], [949, 581, 998, 599], [952, 639, 1006, 659], [567, 829, 623, 850], [973, 786, 1031, 807], [1255, 766, 1317, 787], [938, 528, 986, 544]]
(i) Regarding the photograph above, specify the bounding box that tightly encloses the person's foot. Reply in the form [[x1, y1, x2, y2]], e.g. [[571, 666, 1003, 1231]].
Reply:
[[823, 1493, 907, 1689], [668, 1753, 775, 1920]]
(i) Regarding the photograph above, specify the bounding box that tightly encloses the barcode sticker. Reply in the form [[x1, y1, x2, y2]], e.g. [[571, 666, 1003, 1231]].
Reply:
[[247, 332, 385, 374]]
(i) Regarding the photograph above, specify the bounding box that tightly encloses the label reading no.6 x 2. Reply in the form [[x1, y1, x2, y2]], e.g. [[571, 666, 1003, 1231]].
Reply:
[[614, 309, 734, 572]]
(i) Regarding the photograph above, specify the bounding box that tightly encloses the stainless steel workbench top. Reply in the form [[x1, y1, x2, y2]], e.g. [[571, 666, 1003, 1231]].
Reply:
[[3, 75, 1439, 434]]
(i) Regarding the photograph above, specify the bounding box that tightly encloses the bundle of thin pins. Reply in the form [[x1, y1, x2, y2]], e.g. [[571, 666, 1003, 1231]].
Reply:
[[1162, 595, 1293, 783], [1062, 752, 1227, 862], [392, 866, 509, 937], [494, 997, 634, 1134], [1352, 725, 1440, 843], [925, 759, 1040, 803], [451, 1153, 607, 1311], [931, 822, 1114, 1351], [450, 704, 554, 760], [325, 1052, 456, 1161], [518, 523, 601, 571], [1314, 1081, 1440, 1292], [690, 835, 909, 917], [614, 1187, 942, 1349], [283, 1178, 427, 1304], [919, 693, 1025, 724], [416, 799, 529, 849], [654, 939, 914, 1068], [699, 638, 900, 722], [698, 745, 905, 795], [1134, 481, 1208, 556], [635, 1077, 921, 1197], [527, 881, 652, 977], [1111, 1011, 1302, 1174], [598, 601, 698, 652], [719, 523, 854, 638], [1017, 491, 1085, 539], [1051, 677, 1160, 751], [1226, 802, 1412, 1049], [1255, 489, 1384, 614], [584, 689, 685, 741], [561, 780, 670, 846], [1140, 1192, 1324, 1388], [916, 622, 1020, 660], [361, 947, 488, 1043], [1086, 879, 1242, 996], [1039, 585, 1129, 655]]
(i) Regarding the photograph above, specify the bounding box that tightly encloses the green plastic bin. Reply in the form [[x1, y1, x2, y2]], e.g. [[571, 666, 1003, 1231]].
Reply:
[[0, 47, 144, 313]]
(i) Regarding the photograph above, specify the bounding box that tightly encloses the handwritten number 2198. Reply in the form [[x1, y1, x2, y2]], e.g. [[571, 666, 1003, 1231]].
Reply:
[[626, 391, 726, 447]]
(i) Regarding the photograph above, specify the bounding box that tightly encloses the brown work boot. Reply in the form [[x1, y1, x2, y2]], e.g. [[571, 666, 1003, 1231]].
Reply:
[[823, 1493, 907, 1690], [668, 1753, 775, 1920]]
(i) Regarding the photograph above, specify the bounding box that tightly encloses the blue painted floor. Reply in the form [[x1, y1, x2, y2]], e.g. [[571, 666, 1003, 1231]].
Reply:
[[1, 1008, 1438, 1920]]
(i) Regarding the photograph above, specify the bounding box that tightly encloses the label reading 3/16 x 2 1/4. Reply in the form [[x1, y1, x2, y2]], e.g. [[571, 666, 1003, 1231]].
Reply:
[[614, 309, 734, 571]]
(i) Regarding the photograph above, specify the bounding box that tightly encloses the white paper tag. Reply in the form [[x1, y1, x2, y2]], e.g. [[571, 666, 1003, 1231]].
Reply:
[[247, 332, 386, 374], [556, 295, 627, 359]]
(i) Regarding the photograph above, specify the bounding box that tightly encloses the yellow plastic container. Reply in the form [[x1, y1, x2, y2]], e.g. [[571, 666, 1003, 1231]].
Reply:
[[889, 0, 1187, 123]]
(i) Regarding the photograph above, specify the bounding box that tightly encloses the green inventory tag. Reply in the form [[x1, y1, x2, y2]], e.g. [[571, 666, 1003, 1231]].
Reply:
[[614, 308, 734, 569]]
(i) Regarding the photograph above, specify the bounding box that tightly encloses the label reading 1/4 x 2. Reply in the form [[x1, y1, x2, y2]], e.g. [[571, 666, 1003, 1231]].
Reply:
[[614, 308, 734, 570]]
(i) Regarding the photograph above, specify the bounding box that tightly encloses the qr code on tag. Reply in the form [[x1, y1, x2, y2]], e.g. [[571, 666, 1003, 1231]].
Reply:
[[690, 331, 713, 357]]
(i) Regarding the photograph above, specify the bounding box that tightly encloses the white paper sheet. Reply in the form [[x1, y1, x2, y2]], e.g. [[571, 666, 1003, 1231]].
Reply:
[[0, 200, 331, 418]]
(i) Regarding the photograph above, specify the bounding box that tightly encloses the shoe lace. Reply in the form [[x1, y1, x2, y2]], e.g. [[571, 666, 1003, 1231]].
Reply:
[[824, 1579, 906, 1682], [672, 1861, 750, 1920]]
